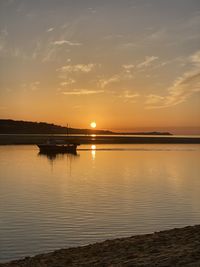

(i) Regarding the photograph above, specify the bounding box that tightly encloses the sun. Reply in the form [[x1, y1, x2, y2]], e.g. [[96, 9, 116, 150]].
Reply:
[[90, 122, 96, 128]]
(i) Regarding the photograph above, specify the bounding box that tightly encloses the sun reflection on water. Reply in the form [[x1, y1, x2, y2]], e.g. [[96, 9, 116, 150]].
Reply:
[[91, 145, 96, 160]]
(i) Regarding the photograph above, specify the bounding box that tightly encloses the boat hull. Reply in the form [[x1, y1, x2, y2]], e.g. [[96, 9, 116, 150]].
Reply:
[[37, 144, 78, 154]]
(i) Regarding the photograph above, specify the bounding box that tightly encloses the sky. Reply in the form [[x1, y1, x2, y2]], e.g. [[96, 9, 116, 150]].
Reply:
[[0, 0, 200, 134]]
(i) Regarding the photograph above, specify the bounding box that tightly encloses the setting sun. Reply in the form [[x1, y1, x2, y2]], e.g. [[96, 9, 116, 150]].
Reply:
[[90, 122, 97, 128]]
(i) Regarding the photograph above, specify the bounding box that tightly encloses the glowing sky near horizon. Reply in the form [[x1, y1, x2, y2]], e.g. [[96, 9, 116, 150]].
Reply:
[[0, 0, 200, 134]]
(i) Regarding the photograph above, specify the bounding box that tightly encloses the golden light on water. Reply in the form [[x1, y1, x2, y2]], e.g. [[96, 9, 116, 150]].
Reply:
[[90, 122, 96, 128], [91, 145, 96, 160]]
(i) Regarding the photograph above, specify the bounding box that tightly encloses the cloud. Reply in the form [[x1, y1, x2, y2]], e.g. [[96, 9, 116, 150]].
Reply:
[[0, 40, 5, 53], [47, 27, 54, 32], [42, 45, 68, 62], [58, 64, 96, 73], [145, 95, 165, 105], [121, 56, 158, 75], [123, 91, 140, 99], [114, 90, 140, 103], [146, 70, 200, 109], [30, 81, 40, 91], [53, 40, 82, 46], [60, 79, 76, 86], [62, 89, 104, 95], [99, 67, 135, 89], [145, 50, 200, 109], [190, 50, 200, 66], [118, 90, 140, 103], [88, 7, 97, 14], [147, 29, 167, 42], [122, 64, 135, 75], [123, 64, 135, 70], [20, 81, 40, 91], [99, 75, 121, 88], [0, 28, 8, 55], [31, 39, 71, 62], [137, 56, 158, 69]]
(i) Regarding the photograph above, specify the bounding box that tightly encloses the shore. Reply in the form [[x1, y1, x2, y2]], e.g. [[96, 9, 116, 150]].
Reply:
[[1, 225, 200, 267], [0, 134, 200, 145]]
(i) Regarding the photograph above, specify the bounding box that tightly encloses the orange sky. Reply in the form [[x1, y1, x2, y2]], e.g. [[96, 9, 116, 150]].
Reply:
[[0, 0, 200, 134]]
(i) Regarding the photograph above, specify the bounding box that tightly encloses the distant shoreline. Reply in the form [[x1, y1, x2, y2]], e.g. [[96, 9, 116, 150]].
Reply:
[[0, 119, 173, 135], [1, 225, 200, 266], [0, 134, 200, 145]]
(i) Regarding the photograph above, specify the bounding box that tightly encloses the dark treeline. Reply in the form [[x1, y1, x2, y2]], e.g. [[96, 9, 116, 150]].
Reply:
[[0, 120, 112, 134], [0, 119, 172, 135]]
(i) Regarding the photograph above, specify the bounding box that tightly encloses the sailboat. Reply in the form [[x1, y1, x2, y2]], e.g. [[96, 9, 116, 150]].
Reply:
[[37, 124, 80, 154], [37, 141, 79, 154]]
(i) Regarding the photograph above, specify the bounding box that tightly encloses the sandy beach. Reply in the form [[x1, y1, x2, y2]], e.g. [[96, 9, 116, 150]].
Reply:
[[1, 225, 200, 267]]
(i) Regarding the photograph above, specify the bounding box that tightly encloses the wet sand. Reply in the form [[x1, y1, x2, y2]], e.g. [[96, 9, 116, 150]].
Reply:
[[0, 134, 200, 145], [1, 225, 200, 267]]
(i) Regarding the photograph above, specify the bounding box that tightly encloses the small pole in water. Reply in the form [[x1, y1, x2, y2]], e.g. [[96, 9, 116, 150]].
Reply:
[[67, 123, 69, 136], [66, 123, 70, 144]]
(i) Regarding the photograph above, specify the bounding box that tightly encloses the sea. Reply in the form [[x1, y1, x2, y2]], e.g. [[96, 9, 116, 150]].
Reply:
[[0, 143, 200, 262]]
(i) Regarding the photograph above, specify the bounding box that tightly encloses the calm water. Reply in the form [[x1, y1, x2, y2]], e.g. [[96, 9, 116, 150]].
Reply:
[[0, 144, 200, 262]]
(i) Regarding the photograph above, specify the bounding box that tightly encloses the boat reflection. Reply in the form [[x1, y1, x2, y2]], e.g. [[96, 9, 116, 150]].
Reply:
[[38, 151, 79, 161]]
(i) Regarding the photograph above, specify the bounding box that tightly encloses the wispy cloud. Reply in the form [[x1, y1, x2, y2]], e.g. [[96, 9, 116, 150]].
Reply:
[[60, 78, 76, 86], [190, 50, 200, 66], [58, 64, 96, 73], [123, 91, 140, 99], [146, 71, 200, 109], [0, 28, 8, 54], [31, 38, 72, 62], [145, 51, 200, 109], [47, 27, 54, 32], [88, 7, 97, 14], [62, 89, 104, 95], [99, 69, 134, 89], [122, 64, 135, 73], [147, 29, 167, 42], [30, 81, 40, 91], [123, 64, 135, 70], [122, 56, 158, 74], [145, 94, 165, 105], [53, 40, 82, 46], [115, 90, 140, 103], [20, 81, 40, 91], [42, 44, 68, 62], [99, 56, 157, 90], [137, 56, 158, 69], [99, 74, 121, 88]]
